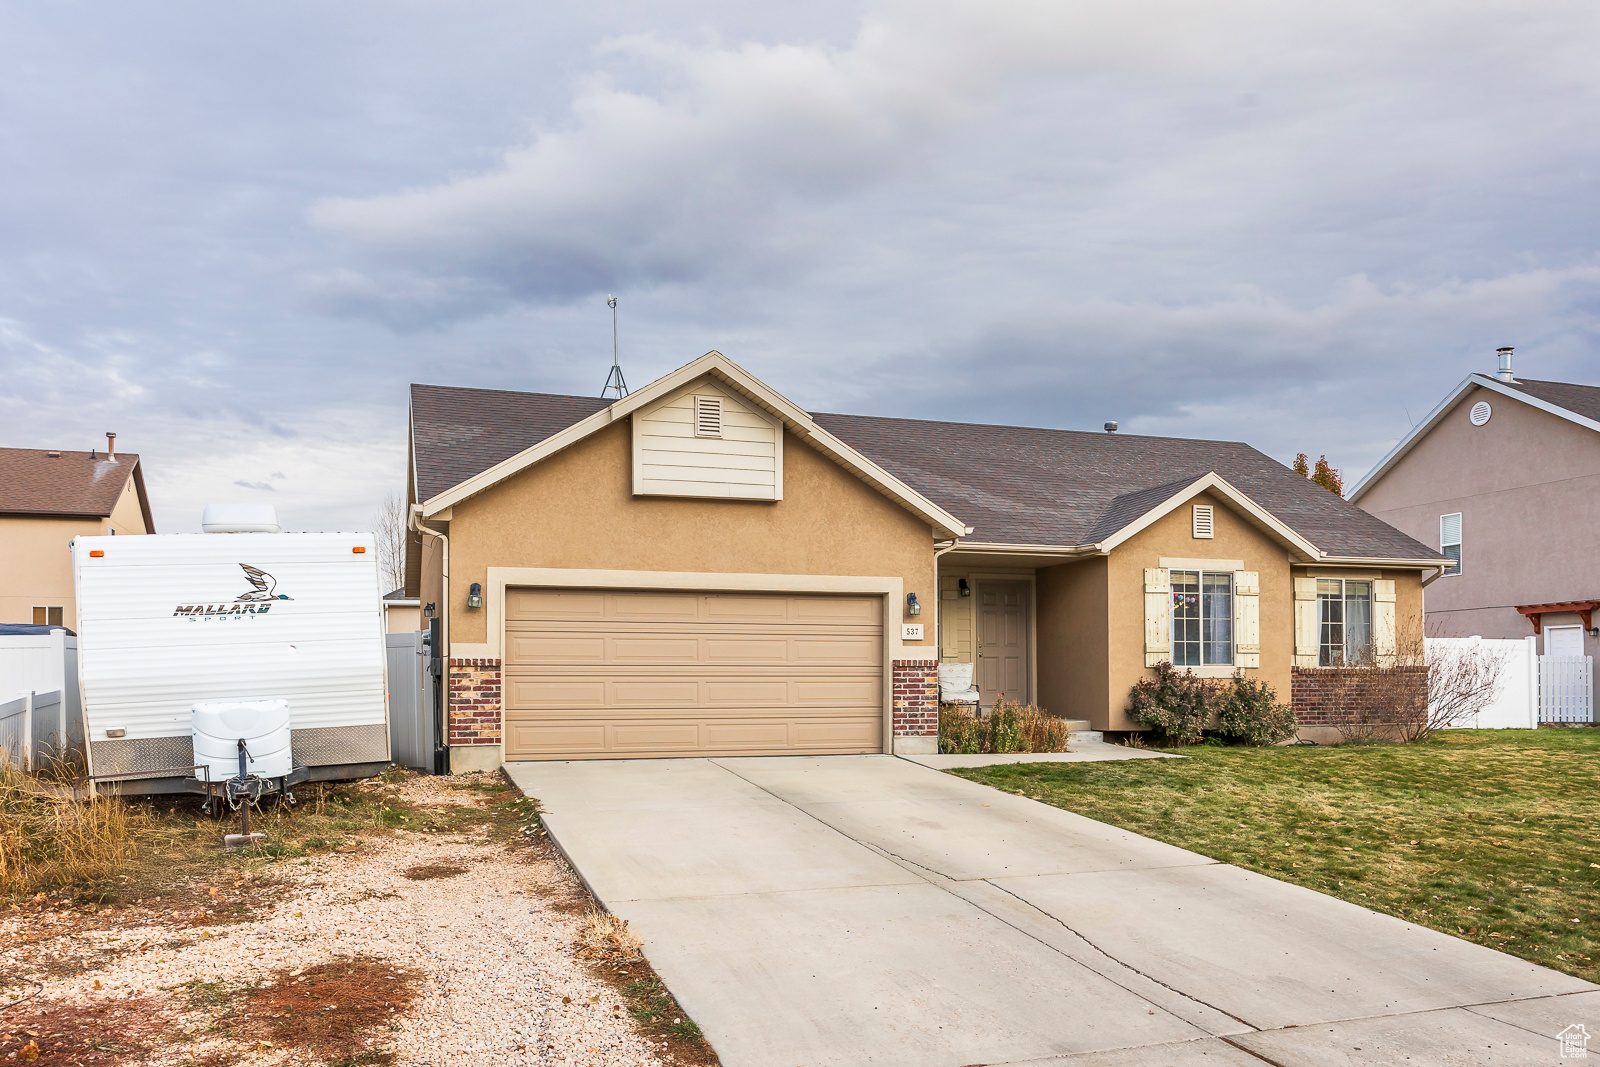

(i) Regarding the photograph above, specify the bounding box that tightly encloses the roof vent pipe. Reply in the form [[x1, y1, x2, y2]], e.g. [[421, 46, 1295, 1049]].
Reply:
[[106, 431, 116, 458], [1496, 347, 1515, 382], [1104, 421, 1118, 433]]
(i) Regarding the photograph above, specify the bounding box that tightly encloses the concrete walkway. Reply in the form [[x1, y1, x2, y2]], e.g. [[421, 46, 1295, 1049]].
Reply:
[[505, 755, 1598, 1067]]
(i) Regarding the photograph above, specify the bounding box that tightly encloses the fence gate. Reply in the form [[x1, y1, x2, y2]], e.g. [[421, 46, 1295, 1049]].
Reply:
[[1538, 655, 1594, 723], [387, 631, 436, 771]]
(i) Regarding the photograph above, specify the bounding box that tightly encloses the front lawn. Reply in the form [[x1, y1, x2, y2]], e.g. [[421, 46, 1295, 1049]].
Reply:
[[954, 728, 1600, 983]]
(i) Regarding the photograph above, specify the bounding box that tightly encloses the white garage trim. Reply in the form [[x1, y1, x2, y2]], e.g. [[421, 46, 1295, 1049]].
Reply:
[[477, 567, 907, 755]]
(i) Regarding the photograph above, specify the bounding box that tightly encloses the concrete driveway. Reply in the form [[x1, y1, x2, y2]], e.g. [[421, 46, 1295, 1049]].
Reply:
[[504, 755, 1598, 1067]]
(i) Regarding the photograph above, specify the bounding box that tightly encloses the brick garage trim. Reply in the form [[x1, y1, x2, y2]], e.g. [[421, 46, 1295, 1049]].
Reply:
[[892, 659, 939, 738], [448, 657, 502, 746], [1290, 665, 1427, 727]]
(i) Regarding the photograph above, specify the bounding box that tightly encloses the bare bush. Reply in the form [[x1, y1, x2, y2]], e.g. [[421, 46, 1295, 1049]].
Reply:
[[938, 699, 1071, 754], [1412, 635, 1511, 743], [1314, 623, 1508, 744]]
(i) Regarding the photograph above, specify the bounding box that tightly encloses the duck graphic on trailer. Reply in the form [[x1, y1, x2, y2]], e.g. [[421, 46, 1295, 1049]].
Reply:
[[236, 564, 292, 602]]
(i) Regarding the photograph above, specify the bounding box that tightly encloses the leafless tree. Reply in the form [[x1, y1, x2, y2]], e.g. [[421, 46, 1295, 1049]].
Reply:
[[374, 491, 407, 594]]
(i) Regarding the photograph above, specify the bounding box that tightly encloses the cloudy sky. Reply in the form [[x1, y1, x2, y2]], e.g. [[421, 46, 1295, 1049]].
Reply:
[[3, 1, 1597, 532]]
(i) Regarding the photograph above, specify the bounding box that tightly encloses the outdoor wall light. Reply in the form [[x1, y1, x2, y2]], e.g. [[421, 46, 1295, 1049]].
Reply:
[[467, 583, 483, 609], [422, 602, 436, 619], [957, 579, 971, 598], [906, 592, 921, 616]]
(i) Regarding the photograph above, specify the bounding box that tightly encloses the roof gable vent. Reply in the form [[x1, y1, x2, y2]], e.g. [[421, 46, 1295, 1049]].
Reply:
[[693, 395, 723, 438], [1192, 504, 1215, 539]]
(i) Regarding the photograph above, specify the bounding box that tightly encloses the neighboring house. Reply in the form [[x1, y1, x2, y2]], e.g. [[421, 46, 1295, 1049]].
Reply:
[[1351, 350, 1600, 669], [406, 352, 1445, 769], [383, 588, 422, 633], [0, 435, 154, 628]]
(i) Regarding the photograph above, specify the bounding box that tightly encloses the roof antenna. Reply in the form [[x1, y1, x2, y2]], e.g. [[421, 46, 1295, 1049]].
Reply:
[[601, 295, 629, 399]]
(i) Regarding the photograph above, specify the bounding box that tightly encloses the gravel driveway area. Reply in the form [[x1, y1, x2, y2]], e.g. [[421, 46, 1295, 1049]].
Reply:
[[2, 773, 709, 1067]]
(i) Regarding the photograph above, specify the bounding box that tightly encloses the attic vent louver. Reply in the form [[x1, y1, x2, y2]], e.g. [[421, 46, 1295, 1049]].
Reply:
[[693, 395, 723, 438], [1192, 504, 1214, 539]]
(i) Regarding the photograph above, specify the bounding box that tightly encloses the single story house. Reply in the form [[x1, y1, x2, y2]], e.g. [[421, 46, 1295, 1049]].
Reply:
[[406, 353, 1446, 769]]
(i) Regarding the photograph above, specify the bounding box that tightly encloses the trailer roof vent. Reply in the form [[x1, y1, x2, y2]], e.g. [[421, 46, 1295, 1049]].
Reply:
[[201, 503, 282, 534]]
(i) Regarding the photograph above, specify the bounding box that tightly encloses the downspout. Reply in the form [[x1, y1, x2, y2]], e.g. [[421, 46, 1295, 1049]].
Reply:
[[413, 507, 449, 770], [1420, 566, 1447, 588]]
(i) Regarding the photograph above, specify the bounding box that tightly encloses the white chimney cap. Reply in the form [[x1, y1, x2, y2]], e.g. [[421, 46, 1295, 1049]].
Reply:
[[1495, 346, 1515, 382], [201, 503, 281, 534]]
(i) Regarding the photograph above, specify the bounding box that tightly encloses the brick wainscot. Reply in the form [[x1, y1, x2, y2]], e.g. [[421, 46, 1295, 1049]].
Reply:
[[448, 657, 502, 772], [1291, 664, 1428, 741], [892, 658, 939, 755]]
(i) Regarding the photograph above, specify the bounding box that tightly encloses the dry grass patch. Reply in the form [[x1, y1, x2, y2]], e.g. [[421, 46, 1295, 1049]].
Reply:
[[0, 769, 139, 898], [217, 954, 421, 1064], [958, 727, 1600, 982], [0, 995, 172, 1066]]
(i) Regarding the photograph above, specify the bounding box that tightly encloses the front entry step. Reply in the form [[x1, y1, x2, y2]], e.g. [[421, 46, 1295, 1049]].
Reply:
[[1070, 730, 1105, 744]]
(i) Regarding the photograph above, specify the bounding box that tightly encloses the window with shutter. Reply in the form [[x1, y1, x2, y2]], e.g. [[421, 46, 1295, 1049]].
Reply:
[[1192, 504, 1214, 539], [1293, 577, 1319, 667], [1144, 568, 1171, 667], [693, 395, 723, 438], [1233, 571, 1260, 668], [1439, 513, 1461, 576]]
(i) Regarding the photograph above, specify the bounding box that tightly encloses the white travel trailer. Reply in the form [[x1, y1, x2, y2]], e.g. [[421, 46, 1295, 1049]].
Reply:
[[71, 514, 389, 794]]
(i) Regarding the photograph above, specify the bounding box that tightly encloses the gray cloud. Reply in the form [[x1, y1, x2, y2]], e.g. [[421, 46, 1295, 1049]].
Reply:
[[1, 0, 1598, 531]]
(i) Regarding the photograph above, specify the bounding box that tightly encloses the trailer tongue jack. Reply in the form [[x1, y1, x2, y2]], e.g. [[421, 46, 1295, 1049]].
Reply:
[[223, 738, 268, 848]]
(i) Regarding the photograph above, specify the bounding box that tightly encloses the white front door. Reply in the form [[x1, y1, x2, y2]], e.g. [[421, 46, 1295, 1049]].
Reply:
[[1546, 625, 1585, 658]]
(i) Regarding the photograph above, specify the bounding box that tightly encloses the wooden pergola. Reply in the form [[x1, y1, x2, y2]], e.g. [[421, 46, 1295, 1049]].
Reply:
[[1515, 600, 1600, 635]]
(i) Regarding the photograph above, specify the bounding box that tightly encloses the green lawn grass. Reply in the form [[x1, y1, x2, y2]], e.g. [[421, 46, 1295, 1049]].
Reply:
[[954, 728, 1600, 983]]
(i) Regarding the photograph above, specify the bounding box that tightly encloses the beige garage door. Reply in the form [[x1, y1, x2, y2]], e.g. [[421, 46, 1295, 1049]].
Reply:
[[502, 588, 885, 760]]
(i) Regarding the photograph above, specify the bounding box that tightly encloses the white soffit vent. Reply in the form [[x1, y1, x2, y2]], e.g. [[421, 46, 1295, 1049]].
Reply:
[[693, 395, 723, 438], [1192, 504, 1215, 539], [1469, 401, 1492, 426]]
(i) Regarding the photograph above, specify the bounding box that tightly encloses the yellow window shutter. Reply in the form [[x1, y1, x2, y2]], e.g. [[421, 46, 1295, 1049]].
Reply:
[[1293, 576, 1319, 667], [1144, 567, 1171, 667], [1233, 571, 1260, 668], [1373, 579, 1397, 666]]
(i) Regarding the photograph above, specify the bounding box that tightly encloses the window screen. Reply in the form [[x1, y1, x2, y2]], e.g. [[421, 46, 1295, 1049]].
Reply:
[[1440, 513, 1462, 576], [32, 606, 64, 627]]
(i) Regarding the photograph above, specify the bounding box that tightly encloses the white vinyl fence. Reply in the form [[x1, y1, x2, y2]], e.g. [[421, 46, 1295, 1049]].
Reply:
[[1426, 635, 1595, 727], [0, 629, 78, 702], [0, 689, 82, 771], [1539, 656, 1595, 723]]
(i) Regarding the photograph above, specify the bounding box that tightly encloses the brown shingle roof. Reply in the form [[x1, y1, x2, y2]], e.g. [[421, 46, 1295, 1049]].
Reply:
[[1498, 378, 1600, 424], [410, 384, 609, 502], [811, 413, 1442, 559], [0, 448, 146, 520], [408, 382, 1443, 563]]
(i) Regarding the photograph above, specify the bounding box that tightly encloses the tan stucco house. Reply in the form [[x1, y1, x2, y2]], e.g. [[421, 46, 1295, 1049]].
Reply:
[[1352, 350, 1600, 675], [1, 435, 154, 628], [406, 353, 1445, 770]]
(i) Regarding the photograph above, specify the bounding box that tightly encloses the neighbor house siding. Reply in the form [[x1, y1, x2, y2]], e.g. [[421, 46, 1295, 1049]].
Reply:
[[1358, 385, 1600, 648], [445, 419, 936, 653]]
